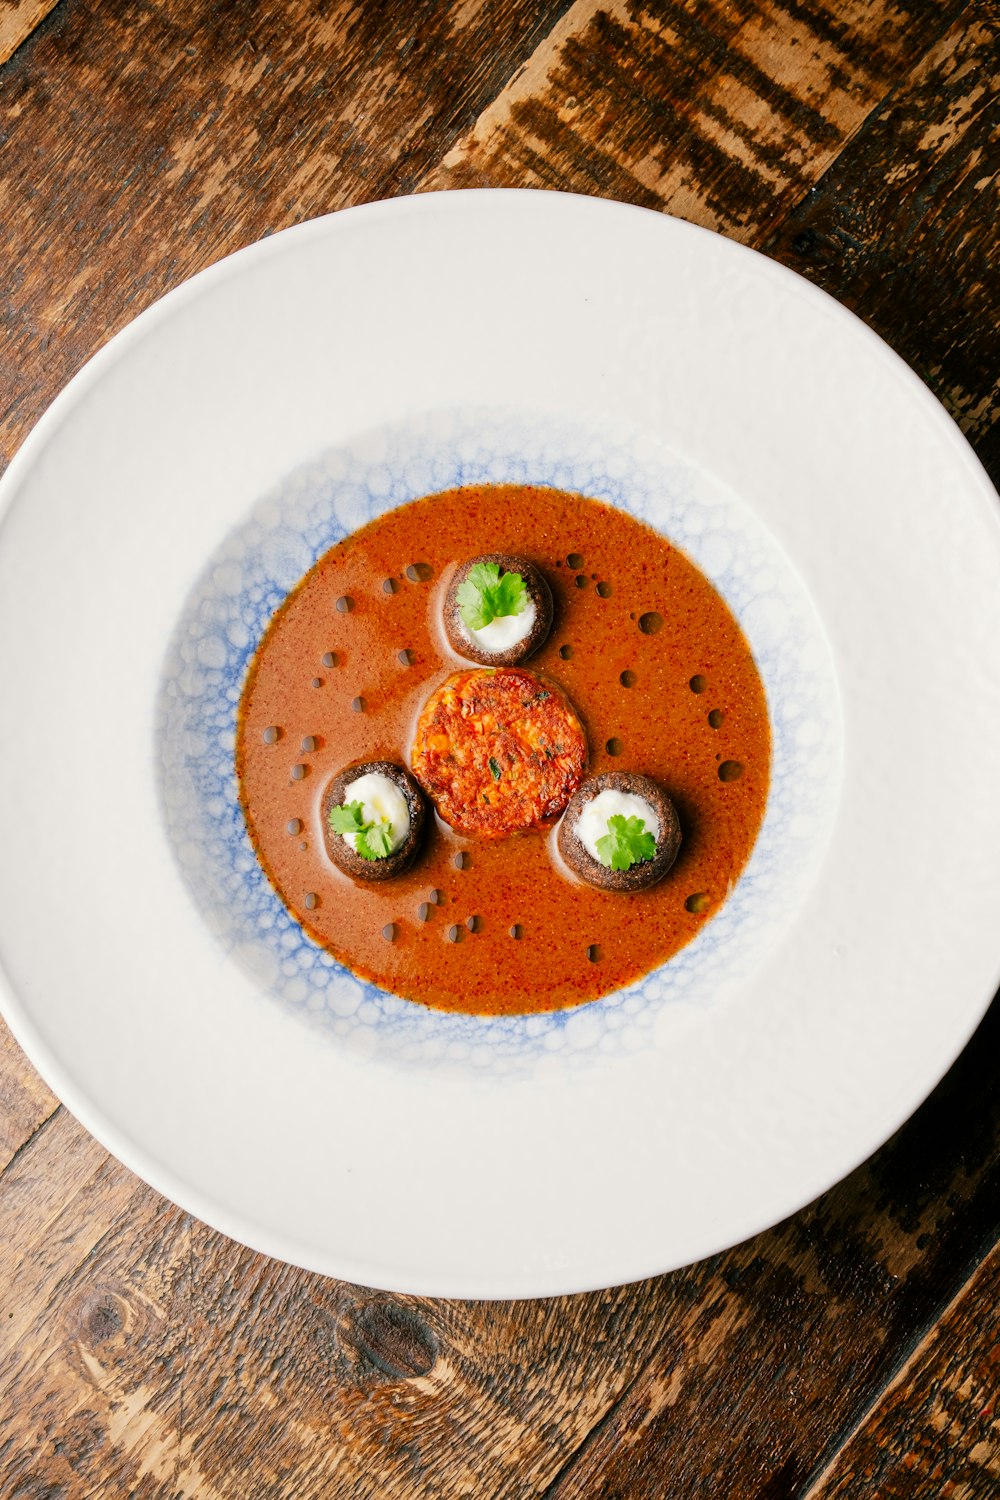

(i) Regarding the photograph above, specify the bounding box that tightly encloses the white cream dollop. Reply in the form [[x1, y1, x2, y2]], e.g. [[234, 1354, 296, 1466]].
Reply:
[[576, 788, 660, 864], [463, 596, 537, 654], [339, 772, 410, 855]]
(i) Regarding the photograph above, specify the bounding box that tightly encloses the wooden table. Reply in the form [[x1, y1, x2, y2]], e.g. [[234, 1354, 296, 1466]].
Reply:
[[1, 3, 997, 1495]]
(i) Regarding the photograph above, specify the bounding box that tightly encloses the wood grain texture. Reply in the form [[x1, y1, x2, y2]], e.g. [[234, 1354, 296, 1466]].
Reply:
[[769, 6, 1000, 483], [806, 1241, 1000, 1498], [0, 0, 574, 475], [422, 0, 969, 237], [0, 1016, 58, 1176], [0, 0, 59, 67], [0, 1, 998, 1496]]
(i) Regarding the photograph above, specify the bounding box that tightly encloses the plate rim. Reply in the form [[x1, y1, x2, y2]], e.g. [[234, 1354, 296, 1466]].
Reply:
[[1, 187, 998, 1297]]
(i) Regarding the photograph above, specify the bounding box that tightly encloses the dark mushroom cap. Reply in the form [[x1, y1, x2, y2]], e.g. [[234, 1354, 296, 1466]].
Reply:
[[558, 771, 681, 892], [443, 554, 553, 666], [322, 760, 427, 882]]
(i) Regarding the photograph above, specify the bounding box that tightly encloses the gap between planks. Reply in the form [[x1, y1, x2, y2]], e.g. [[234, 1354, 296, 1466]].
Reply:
[[0, 1103, 63, 1184], [796, 1221, 1000, 1498], [417, 0, 974, 244], [0, 0, 61, 67], [537, 1353, 679, 1499]]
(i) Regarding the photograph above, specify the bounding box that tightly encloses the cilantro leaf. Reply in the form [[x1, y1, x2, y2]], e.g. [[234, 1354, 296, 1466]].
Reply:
[[488, 756, 502, 781], [355, 821, 394, 861], [457, 562, 528, 631], [595, 814, 657, 872], [329, 801, 366, 834], [329, 799, 395, 860]]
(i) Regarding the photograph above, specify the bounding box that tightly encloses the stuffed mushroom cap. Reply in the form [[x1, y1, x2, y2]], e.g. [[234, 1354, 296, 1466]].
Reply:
[[558, 771, 681, 891], [443, 554, 553, 666], [322, 760, 426, 882]]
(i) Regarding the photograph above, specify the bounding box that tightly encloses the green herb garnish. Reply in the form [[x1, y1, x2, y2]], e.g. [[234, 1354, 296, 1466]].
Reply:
[[329, 800, 395, 861], [457, 562, 528, 631], [488, 756, 502, 781], [595, 814, 657, 872]]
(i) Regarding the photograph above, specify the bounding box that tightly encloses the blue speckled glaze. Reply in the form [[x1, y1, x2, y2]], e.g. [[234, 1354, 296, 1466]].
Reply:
[[157, 408, 841, 1072]]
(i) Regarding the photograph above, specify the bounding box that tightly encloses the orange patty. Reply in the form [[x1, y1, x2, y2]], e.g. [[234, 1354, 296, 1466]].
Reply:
[[411, 667, 588, 838]]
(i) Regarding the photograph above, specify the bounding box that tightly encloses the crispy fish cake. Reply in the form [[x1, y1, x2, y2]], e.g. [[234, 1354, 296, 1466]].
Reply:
[[412, 668, 587, 838]]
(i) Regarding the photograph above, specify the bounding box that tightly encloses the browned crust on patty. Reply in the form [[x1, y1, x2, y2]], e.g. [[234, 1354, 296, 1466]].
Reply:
[[443, 554, 553, 665], [558, 772, 681, 891], [412, 668, 587, 839], [321, 760, 426, 882]]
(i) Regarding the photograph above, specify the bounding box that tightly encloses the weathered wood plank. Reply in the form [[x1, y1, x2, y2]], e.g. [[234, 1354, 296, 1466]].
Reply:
[[769, 8, 1000, 483], [0, 0, 59, 67], [0, 1110, 190, 1497], [0, 0, 574, 475], [0, 1016, 58, 1176], [543, 995, 1000, 1499], [804, 1239, 1000, 1498], [421, 0, 968, 239]]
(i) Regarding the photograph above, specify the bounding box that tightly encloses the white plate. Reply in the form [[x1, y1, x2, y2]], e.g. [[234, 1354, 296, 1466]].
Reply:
[[1, 191, 998, 1297]]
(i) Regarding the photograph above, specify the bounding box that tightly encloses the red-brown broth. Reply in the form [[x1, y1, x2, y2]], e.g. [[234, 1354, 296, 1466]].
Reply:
[[236, 484, 770, 1015]]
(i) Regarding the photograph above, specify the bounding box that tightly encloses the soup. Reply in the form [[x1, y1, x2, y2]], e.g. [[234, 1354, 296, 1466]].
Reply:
[[236, 484, 770, 1015]]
